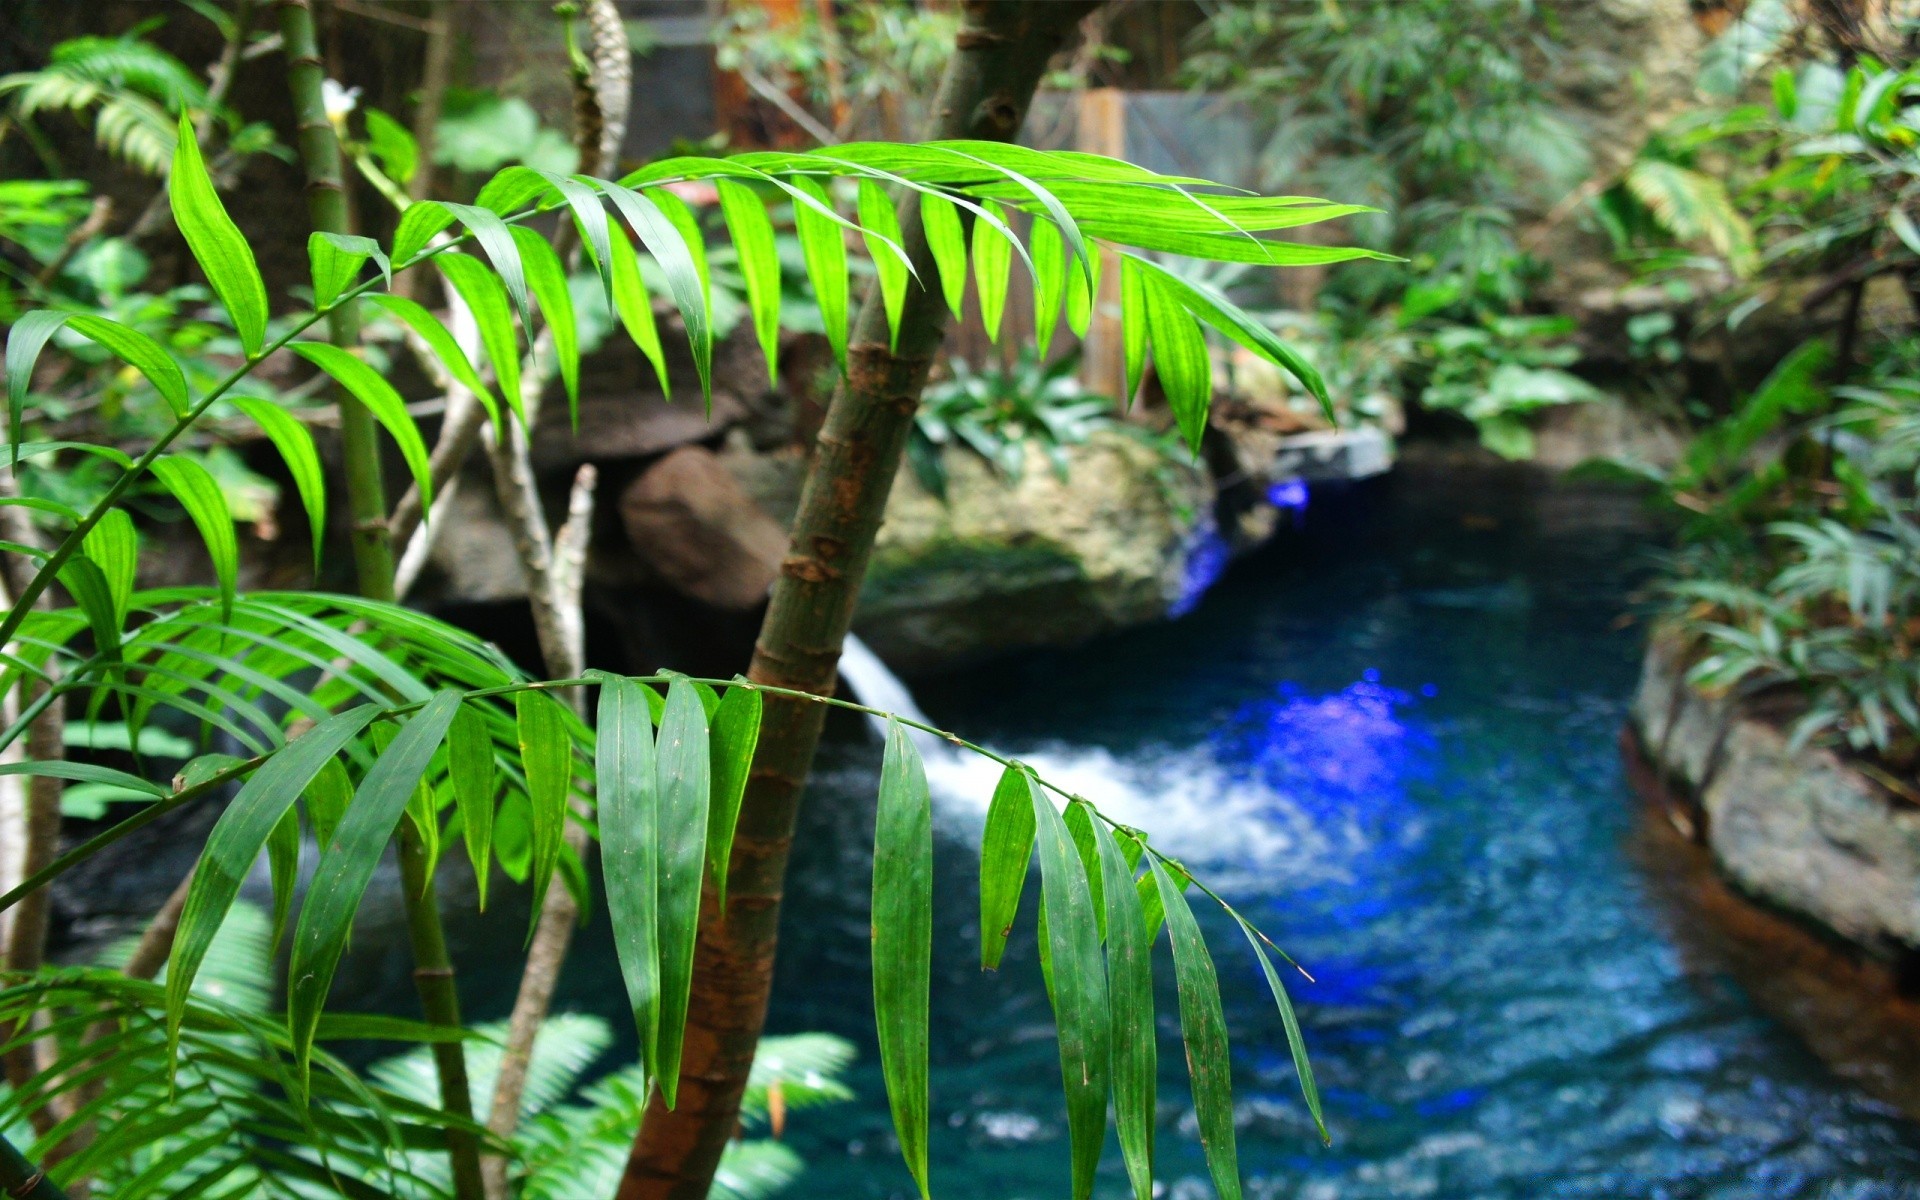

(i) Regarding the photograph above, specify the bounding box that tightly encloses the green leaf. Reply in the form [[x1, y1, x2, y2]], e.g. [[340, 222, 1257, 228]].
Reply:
[[706, 682, 761, 914], [363, 107, 418, 185], [404, 771, 441, 893], [287, 693, 462, 1076], [441, 201, 533, 335], [435, 251, 523, 424], [229, 397, 326, 571], [363, 294, 502, 434], [267, 806, 299, 957], [150, 456, 237, 620], [717, 179, 782, 385], [596, 674, 660, 1079], [1151, 857, 1241, 1200], [1236, 916, 1326, 1144], [791, 175, 849, 374], [653, 676, 711, 1108], [307, 231, 387, 311], [511, 225, 580, 427], [303, 756, 352, 852], [1066, 246, 1101, 340], [289, 342, 435, 509], [170, 112, 267, 357], [646, 186, 712, 316], [1090, 818, 1155, 1199], [979, 764, 1036, 971], [1142, 272, 1213, 454], [1030, 772, 1110, 1200], [1032, 218, 1066, 357], [539, 169, 616, 312], [81, 507, 137, 628], [607, 225, 670, 396], [1138, 258, 1331, 417], [972, 200, 1014, 344], [602, 182, 713, 411], [166, 704, 381, 1050], [872, 718, 932, 1200], [392, 199, 456, 264], [920, 191, 968, 320], [7, 310, 75, 463], [516, 689, 573, 934], [9, 313, 192, 455], [858, 180, 909, 353], [447, 702, 496, 911], [1121, 257, 1148, 410], [0, 759, 164, 795]]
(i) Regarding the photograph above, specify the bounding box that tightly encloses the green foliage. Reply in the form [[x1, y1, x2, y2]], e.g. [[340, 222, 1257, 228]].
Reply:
[[1412, 314, 1602, 459], [907, 349, 1123, 500], [0, 115, 1357, 1199], [431, 89, 580, 177]]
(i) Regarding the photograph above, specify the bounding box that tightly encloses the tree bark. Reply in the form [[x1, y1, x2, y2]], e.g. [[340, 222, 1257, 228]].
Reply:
[[615, 5, 1095, 1197]]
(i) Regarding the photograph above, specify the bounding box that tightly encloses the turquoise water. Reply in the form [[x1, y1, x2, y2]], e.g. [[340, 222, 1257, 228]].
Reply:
[[757, 461, 1920, 1198]]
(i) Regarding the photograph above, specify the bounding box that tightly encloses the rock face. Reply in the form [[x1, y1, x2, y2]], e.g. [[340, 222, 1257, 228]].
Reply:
[[619, 446, 788, 611], [1632, 631, 1920, 956], [852, 432, 1215, 671]]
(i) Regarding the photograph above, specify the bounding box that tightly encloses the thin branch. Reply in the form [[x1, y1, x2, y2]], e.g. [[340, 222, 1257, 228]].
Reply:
[[739, 62, 841, 146]]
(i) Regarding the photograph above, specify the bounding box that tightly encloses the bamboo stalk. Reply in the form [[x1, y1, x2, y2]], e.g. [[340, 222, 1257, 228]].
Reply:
[[276, 5, 483, 1198], [0, 1133, 70, 1200], [615, 4, 1097, 1196]]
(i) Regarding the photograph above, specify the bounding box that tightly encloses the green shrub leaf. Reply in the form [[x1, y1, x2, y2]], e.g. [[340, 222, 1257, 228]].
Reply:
[[653, 676, 711, 1107], [858, 180, 910, 353], [920, 191, 968, 319], [608, 224, 670, 396], [511, 225, 580, 427], [170, 113, 267, 356], [363, 294, 502, 434], [229, 397, 326, 572], [717, 179, 782, 385], [516, 689, 573, 934], [1121, 257, 1148, 410], [435, 252, 523, 424], [706, 681, 761, 914], [603, 183, 713, 411], [81, 507, 138, 628], [441, 202, 533, 335], [979, 763, 1037, 970], [872, 718, 933, 1199], [1151, 857, 1241, 1200], [791, 175, 849, 375], [1091, 818, 1155, 1199], [150, 455, 237, 619], [448, 701, 497, 911], [973, 200, 1015, 344], [307, 231, 387, 311], [1142, 272, 1213, 454], [596, 674, 661, 1078], [289, 342, 435, 510], [1031, 773, 1110, 1199], [1237, 915, 1327, 1144]]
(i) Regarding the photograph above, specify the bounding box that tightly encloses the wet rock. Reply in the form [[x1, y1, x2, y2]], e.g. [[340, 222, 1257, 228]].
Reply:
[[853, 432, 1214, 671], [1632, 630, 1920, 956], [618, 445, 787, 611], [1532, 394, 1689, 472]]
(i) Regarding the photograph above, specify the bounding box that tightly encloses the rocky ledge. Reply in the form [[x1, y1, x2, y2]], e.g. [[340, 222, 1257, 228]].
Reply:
[[1631, 630, 1920, 958]]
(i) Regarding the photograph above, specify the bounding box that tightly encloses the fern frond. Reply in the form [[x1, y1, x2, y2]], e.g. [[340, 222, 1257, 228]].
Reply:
[[1622, 158, 1759, 276]]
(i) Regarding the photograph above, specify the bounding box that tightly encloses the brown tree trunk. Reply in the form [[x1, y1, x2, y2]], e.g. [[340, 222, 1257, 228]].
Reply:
[[615, 4, 1097, 1197]]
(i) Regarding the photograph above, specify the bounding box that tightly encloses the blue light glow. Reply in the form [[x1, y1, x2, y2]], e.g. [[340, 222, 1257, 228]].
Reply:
[[1266, 478, 1310, 511]]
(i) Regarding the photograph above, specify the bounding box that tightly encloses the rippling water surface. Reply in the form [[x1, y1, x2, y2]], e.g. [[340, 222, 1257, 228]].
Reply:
[[763, 460, 1920, 1199]]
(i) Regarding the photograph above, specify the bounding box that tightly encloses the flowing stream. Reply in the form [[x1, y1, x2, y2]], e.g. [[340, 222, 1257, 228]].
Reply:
[[352, 456, 1920, 1197]]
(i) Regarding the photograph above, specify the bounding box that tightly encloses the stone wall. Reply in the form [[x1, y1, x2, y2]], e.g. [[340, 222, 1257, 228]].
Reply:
[[1631, 631, 1920, 957]]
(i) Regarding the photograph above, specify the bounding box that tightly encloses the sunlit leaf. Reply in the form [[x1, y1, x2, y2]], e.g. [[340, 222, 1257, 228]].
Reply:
[[1031, 772, 1109, 1200], [596, 674, 660, 1078], [790, 175, 849, 374], [516, 689, 573, 933], [435, 251, 523, 423], [706, 682, 761, 914], [972, 200, 1014, 344], [511, 225, 580, 427], [979, 765, 1036, 971], [858, 180, 909, 353], [170, 112, 267, 356], [289, 342, 435, 510], [718, 179, 782, 385], [653, 676, 711, 1107], [150, 455, 236, 619], [1090, 818, 1154, 1198], [447, 702, 496, 910], [308, 231, 387, 311], [363, 294, 501, 434], [920, 191, 968, 320], [872, 719, 932, 1199], [1151, 857, 1241, 1200], [229, 397, 326, 571]]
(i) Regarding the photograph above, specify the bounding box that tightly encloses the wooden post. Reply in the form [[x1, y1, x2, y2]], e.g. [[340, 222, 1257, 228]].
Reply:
[[1078, 88, 1128, 400]]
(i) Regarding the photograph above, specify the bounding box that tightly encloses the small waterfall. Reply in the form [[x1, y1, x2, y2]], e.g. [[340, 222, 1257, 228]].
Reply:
[[836, 634, 957, 763]]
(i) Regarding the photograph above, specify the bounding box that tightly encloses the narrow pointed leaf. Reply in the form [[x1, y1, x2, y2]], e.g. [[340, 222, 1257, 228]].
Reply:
[[858, 180, 909, 352], [597, 674, 661, 1079], [230, 396, 326, 570], [608, 225, 670, 395], [404, 773, 441, 892], [171, 112, 267, 356], [447, 702, 496, 910], [603, 182, 713, 409], [81, 507, 137, 628], [973, 200, 1014, 344], [287, 693, 462, 1076], [511, 225, 580, 426], [1237, 916, 1327, 1144], [1066, 246, 1101, 340], [308, 231, 386, 310], [1031, 772, 1110, 1200], [920, 191, 968, 319], [980, 763, 1037, 970], [791, 175, 849, 373], [516, 689, 573, 933], [391, 198, 455, 264], [1151, 857, 1242, 1200], [646, 186, 712, 316], [303, 756, 352, 852], [1121, 256, 1148, 410], [706, 682, 761, 914], [654, 676, 711, 1107], [150, 456, 236, 619], [267, 807, 299, 956], [22, 313, 193, 423], [167, 704, 381, 1047], [1140, 259, 1333, 419], [872, 718, 932, 1200], [441, 201, 533, 335], [1032, 218, 1066, 357], [1091, 818, 1155, 1199], [289, 342, 435, 509], [1063, 801, 1105, 940], [56, 555, 122, 677], [1143, 273, 1213, 453], [435, 251, 523, 423], [0, 759, 163, 793], [717, 179, 782, 384], [6, 311, 75, 464], [540, 169, 616, 311], [363, 294, 501, 433]]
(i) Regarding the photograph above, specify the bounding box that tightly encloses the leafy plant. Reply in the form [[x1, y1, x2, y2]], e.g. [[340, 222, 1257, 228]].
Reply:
[[907, 349, 1122, 500], [0, 95, 1370, 1199], [1412, 313, 1602, 458]]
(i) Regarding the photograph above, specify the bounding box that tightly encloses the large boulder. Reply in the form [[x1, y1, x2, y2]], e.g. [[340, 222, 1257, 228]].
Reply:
[[852, 431, 1215, 671], [618, 445, 787, 611], [1632, 630, 1920, 957]]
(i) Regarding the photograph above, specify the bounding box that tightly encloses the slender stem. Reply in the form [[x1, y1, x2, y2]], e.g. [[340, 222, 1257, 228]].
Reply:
[[0, 1132, 70, 1200], [277, 5, 480, 1197]]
